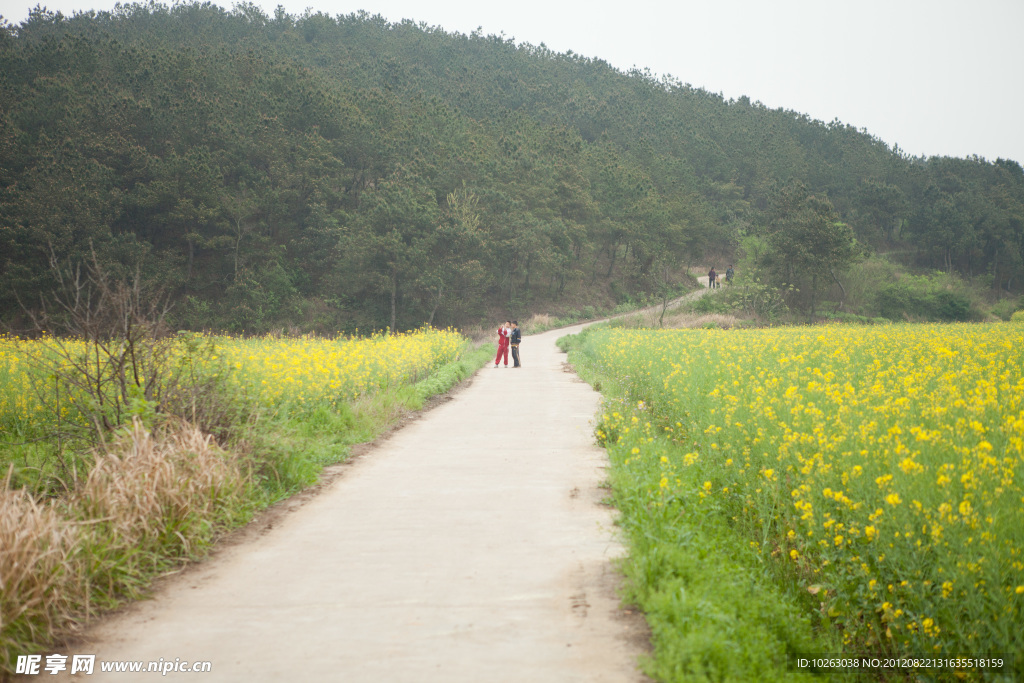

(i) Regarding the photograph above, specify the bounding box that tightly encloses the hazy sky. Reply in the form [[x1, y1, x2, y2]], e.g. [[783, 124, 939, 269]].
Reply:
[[3, 0, 1022, 163]]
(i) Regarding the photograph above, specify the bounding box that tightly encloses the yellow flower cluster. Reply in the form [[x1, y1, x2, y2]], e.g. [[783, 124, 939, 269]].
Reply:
[[0, 328, 466, 436], [214, 328, 466, 409], [0, 335, 43, 435], [583, 323, 1024, 660]]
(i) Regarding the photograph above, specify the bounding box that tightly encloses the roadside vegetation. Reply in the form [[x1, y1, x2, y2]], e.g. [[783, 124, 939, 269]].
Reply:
[[686, 253, 1023, 328], [0, 308, 490, 675], [561, 321, 1024, 681]]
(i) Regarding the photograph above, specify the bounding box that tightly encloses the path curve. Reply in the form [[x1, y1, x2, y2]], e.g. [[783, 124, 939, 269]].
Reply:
[[45, 323, 650, 682]]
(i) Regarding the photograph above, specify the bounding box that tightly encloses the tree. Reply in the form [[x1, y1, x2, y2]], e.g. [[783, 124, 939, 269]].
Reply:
[[418, 187, 485, 325], [762, 184, 860, 319], [905, 182, 971, 274], [344, 169, 439, 332], [855, 179, 907, 245]]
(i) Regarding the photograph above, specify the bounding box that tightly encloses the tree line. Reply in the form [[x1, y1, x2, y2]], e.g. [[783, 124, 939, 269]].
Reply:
[[1, 2, 1021, 332]]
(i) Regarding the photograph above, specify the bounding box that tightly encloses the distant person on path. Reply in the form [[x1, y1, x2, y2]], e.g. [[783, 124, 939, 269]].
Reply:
[[494, 320, 511, 368], [726, 264, 734, 285], [708, 267, 718, 289], [510, 321, 522, 368]]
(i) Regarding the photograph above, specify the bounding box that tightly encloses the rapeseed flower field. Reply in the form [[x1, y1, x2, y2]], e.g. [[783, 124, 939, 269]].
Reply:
[[575, 323, 1023, 668], [0, 328, 466, 439], [214, 328, 466, 410]]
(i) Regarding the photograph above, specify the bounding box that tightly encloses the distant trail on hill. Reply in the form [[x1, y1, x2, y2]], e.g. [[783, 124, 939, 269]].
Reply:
[[46, 323, 650, 682]]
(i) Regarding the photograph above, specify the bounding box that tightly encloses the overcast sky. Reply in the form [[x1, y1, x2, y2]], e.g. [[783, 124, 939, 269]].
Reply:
[[3, 0, 1022, 163]]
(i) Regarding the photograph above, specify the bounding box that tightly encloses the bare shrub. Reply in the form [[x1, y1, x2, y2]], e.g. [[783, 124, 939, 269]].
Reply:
[[23, 248, 175, 436], [19, 250, 236, 489]]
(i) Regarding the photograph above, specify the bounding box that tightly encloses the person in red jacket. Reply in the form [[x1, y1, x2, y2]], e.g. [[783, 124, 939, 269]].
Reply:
[[494, 320, 511, 367]]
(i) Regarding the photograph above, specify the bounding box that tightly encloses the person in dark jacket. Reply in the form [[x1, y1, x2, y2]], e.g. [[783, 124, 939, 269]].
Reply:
[[510, 321, 522, 368]]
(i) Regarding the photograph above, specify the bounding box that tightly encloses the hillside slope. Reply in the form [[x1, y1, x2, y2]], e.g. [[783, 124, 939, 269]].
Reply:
[[1, 3, 1021, 331]]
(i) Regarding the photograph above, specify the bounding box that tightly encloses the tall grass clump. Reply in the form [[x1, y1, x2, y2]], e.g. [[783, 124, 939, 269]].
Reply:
[[564, 322, 1024, 680], [72, 419, 247, 600], [1, 419, 245, 675], [0, 476, 82, 659]]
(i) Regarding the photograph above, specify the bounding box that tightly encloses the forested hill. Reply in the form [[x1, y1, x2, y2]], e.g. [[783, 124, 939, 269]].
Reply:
[[2, 3, 1023, 332]]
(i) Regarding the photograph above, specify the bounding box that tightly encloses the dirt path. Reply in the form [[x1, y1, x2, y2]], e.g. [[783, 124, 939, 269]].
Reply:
[[45, 323, 650, 682]]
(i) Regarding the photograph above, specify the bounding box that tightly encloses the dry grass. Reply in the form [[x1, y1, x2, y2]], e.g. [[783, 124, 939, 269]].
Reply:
[[75, 420, 244, 555], [459, 324, 492, 344], [658, 311, 743, 329], [1, 420, 245, 676], [522, 313, 554, 334], [605, 309, 743, 330], [0, 475, 83, 660]]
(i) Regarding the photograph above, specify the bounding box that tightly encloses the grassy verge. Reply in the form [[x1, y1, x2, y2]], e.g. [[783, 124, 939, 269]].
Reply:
[[1, 338, 493, 677], [560, 327, 842, 681]]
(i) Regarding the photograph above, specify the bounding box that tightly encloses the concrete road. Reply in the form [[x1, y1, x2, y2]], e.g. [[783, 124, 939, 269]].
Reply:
[[47, 323, 648, 682]]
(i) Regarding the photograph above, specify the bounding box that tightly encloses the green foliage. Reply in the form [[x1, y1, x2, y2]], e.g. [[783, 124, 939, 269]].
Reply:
[[737, 252, 999, 325], [691, 290, 735, 315], [736, 279, 791, 322], [689, 279, 792, 323], [874, 273, 977, 322], [990, 296, 1022, 321]]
